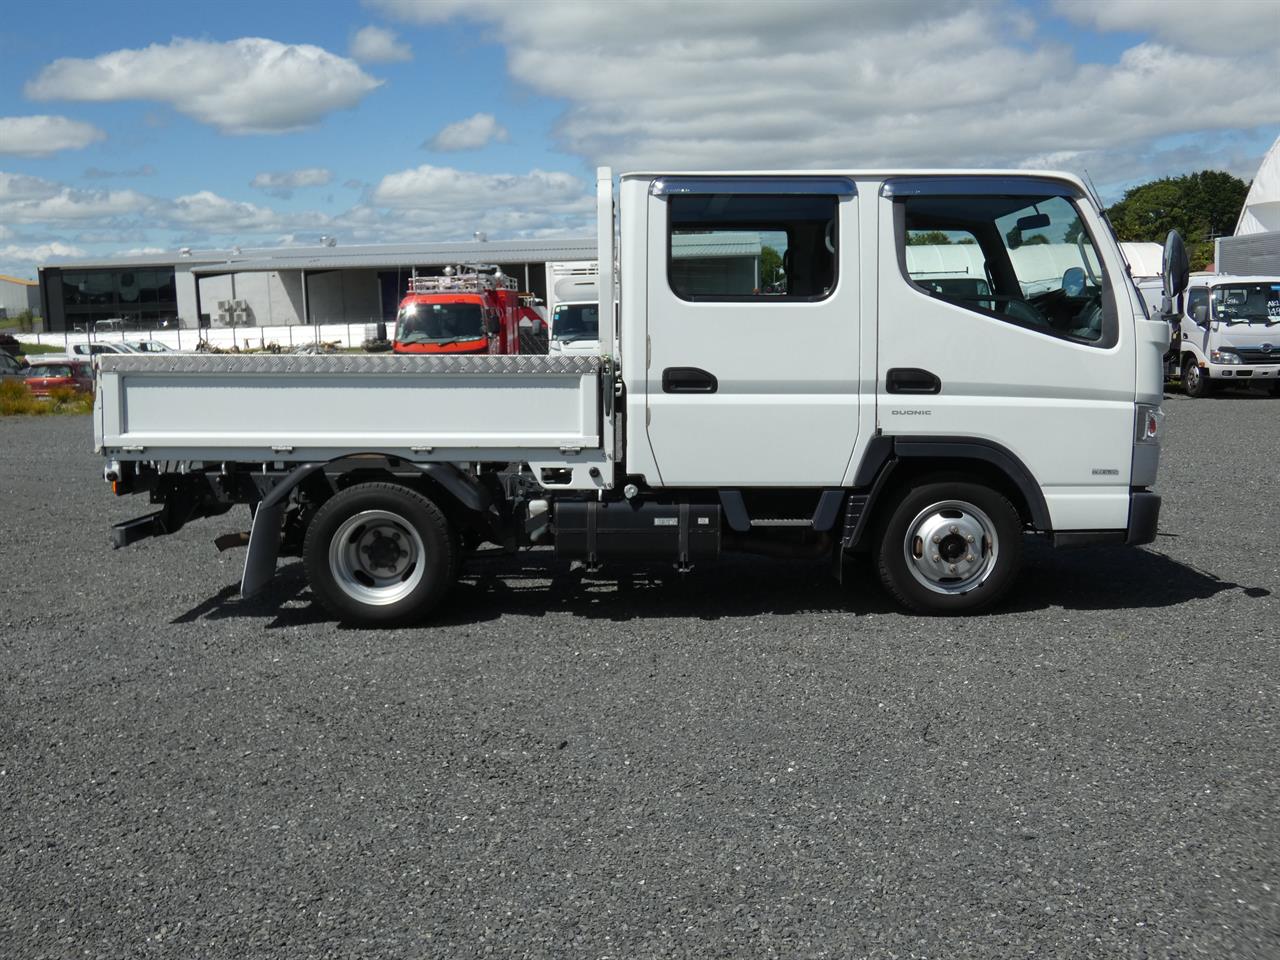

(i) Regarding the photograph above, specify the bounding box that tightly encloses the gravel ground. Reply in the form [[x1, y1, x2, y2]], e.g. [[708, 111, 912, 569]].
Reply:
[[1, 394, 1277, 960]]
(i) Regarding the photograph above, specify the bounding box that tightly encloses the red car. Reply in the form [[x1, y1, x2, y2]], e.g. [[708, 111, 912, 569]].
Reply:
[[24, 359, 94, 398]]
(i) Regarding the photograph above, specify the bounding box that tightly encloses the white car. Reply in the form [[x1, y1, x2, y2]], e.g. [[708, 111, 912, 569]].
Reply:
[[70, 342, 140, 357], [125, 340, 175, 354]]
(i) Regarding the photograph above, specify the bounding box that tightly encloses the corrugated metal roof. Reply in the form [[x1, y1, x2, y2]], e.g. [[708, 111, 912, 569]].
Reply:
[[43, 238, 598, 275], [671, 232, 762, 259], [197, 238, 597, 273], [45, 250, 230, 269]]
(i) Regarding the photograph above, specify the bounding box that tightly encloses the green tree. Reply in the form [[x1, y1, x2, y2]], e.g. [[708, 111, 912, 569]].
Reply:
[[759, 245, 783, 287], [1106, 170, 1249, 271], [906, 230, 954, 246]]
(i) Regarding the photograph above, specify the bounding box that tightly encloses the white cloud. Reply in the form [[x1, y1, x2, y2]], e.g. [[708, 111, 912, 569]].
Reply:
[[1, 241, 87, 262], [27, 37, 382, 134], [83, 164, 156, 179], [425, 112, 510, 151], [250, 167, 334, 198], [371, 0, 1280, 184], [0, 115, 105, 156], [0, 172, 62, 202], [0, 185, 151, 223], [363, 164, 592, 238], [1053, 0, 1277, 53], [351, 25, 412, 63]]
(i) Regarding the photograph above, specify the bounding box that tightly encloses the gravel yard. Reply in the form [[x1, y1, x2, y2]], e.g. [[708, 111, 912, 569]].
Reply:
[[1, 394, 1277, 959]]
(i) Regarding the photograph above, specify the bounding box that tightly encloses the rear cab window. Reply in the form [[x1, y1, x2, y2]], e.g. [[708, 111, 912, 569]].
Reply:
[[662, 178, 852, 302]]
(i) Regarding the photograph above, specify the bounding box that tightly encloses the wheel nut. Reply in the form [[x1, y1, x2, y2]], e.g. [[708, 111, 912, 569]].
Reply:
[[949, 525, 958, 534], [932, 554, 940, 562], [966, 534, 975, 543], [948, 564, 957, 573], [966, 553, 975, 562], [932, 535, 941, 544]]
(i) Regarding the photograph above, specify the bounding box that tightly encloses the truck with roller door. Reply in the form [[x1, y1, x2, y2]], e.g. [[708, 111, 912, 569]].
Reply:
[[95, 167, 1182, 624]]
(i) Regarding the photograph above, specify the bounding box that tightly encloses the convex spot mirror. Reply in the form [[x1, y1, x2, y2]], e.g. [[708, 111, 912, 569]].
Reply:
[[1192, 304, 1209, 325]]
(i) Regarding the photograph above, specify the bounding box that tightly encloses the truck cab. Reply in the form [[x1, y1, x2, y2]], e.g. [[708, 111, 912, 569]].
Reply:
[[545, 261, 600, 355], [1177, 275, 1280, 396], [393, 267, 521, 355]]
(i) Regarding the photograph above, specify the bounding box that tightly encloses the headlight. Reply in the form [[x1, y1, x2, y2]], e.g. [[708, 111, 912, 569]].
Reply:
[[1210, 349, 1242, 364]]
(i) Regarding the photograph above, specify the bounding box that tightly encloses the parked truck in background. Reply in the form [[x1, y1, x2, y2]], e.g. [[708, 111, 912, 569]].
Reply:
[[94, 167, 1185, 625], [545, 260, 600, 355], [393, 266, 522, 355], [1168, 274, 1280, 397]]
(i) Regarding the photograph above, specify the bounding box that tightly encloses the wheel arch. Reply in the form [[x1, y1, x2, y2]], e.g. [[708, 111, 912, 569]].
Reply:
[[846, 436, 1050, 551]]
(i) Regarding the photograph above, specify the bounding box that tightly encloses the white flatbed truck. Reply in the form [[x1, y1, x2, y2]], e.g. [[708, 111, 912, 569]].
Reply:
[[96, 168, 1184, 624]]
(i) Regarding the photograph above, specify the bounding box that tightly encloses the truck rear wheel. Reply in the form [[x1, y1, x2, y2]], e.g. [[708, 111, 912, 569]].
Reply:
[[303, 482, 456, 627], [1183, 356, 1211, 398], [875, 481, 1022, 615]]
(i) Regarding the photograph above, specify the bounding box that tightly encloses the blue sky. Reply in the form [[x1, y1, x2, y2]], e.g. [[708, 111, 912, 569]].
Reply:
[[1, 0, 1277, 279]]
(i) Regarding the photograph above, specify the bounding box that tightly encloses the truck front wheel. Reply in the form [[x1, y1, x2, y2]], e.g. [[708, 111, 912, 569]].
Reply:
[[1183, 356, 1212, 398], [303, 482, 456, 627], [875, 481, 1022, 615]]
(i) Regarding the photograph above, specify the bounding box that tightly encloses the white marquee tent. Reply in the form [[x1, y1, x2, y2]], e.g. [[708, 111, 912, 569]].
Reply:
[[1235, 134, 1280, 236]]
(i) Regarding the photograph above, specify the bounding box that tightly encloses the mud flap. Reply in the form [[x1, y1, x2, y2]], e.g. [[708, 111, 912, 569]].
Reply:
[[241, 499, 286, 599]]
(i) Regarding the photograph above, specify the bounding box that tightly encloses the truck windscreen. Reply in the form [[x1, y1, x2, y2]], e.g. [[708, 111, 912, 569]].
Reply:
[[1212, 284, 1280, 323], [552, 303, 599, 341], [397, 303, 484, 342]]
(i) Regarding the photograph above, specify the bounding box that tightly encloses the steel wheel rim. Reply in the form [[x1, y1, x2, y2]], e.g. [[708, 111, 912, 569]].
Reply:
[[328, 509, 426, 606], [1186, 363, 1200, 390], [902, 499, 999, 596]]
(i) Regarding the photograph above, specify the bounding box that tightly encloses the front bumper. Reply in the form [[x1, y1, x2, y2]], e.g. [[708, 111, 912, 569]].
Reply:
[[1206, 362, 1280, 381]]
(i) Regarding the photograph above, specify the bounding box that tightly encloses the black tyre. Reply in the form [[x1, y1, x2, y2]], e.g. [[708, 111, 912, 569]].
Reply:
[[875, 480, 1023, 615], [303, 482, 456, 627], [1183, 356, 1211, 398]]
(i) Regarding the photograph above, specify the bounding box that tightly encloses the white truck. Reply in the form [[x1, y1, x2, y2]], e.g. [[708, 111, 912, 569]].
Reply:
[[544, 260, 600, 355], [95, 168, 1183, 624], [1171, 274, 1280, 397]]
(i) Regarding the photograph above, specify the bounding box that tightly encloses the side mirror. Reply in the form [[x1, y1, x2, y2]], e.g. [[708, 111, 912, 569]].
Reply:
[[1160, 230, 1190, 318], [1062, 266, 1086, 297], [1192, 304, 1209, 326]]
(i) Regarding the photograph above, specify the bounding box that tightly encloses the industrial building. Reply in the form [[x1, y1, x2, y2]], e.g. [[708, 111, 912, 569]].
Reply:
[[37, 238, 596, 333], [0, 274, 40, 322]]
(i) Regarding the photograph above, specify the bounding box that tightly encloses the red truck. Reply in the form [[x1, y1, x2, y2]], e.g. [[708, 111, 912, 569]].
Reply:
[[393, 267, 522, 355]]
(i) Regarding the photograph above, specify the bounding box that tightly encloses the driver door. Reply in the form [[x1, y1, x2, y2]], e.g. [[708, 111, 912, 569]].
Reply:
[[876, 177, 1136, 531]]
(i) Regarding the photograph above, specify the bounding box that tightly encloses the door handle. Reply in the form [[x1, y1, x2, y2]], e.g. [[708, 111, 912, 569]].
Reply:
[[885, 367, 941, 394], [662, 367, 718, 394]]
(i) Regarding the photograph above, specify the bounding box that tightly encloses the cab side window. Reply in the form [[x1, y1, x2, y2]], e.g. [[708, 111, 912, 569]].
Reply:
[[897, 193, 1112, 345], [668, 193, 838, 301], [1185, 288, 1208, 322]]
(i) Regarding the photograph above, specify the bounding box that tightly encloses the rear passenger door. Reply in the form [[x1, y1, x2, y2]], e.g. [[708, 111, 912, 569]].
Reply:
[[876, 177, 1136, 531], [643, 177, 860, 486]]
